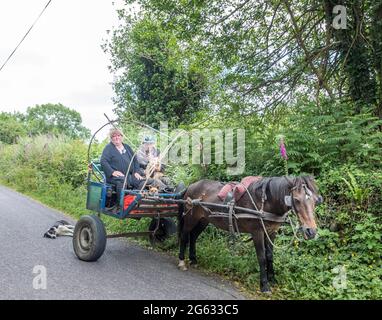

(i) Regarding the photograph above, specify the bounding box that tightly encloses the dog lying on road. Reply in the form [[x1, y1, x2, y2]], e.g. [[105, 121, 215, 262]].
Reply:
[[43, 220, 75, 239]]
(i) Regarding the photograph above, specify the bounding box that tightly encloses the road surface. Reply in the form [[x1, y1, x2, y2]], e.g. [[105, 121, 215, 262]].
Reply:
[[0, 185, 248, 300]]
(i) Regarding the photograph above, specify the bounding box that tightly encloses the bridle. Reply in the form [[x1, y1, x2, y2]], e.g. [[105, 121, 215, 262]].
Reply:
[[286, 183, 314, 214]]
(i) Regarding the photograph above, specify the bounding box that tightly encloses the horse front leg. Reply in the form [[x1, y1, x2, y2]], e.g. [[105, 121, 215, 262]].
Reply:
[[252, 231, 271, 293]]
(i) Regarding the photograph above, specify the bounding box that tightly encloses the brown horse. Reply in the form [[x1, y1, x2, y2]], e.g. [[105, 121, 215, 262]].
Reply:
[[177, 176, 322, 293]]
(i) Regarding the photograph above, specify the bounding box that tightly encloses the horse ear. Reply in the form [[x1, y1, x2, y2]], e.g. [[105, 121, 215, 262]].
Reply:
[[284, 176, 294, 188], [316, 195, 323, 205]]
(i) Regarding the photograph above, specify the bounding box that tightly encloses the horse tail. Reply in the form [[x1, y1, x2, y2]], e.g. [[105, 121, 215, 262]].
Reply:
[[175, 182, 187, 240]]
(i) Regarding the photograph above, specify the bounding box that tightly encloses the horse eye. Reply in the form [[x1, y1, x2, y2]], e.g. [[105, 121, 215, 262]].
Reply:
[[293, 198, 300, 204]]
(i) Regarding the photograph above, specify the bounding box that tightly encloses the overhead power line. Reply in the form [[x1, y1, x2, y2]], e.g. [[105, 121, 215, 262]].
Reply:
[[0, 0, 53, 73]]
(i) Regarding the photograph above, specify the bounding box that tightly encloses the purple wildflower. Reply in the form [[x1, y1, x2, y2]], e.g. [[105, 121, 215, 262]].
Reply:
[[279, 139, 288, 160]]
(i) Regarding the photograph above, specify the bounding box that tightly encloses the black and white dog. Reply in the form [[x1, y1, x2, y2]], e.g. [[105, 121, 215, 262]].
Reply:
[[43, 220, 75, 239]]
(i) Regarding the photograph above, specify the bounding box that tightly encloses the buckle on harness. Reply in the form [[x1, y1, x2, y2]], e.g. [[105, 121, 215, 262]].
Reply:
[[223, 191, 234, 205]]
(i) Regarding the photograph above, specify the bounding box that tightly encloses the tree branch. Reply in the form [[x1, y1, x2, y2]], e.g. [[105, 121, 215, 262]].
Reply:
[[282, 0, 335, 99]]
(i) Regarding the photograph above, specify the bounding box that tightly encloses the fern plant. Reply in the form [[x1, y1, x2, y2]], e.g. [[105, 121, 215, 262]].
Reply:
[[341, 171, 369, 207]]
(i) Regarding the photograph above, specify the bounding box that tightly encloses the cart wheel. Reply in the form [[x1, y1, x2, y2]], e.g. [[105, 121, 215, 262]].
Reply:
[[148, 218, 177, 244], [73, 215, 107, 261]]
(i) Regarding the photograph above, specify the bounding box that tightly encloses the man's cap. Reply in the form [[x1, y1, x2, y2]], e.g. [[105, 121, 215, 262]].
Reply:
[[143, 135, 155, 143]]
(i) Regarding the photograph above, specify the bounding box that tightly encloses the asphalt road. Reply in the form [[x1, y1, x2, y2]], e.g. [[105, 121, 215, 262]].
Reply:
[[0, 185, 247, 300]]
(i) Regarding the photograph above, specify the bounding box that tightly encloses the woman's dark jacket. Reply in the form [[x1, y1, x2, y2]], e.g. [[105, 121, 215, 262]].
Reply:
[[100, 142, 143, 188]]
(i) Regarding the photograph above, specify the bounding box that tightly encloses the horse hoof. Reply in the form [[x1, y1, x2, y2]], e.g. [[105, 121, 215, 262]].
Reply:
[[178, 261, 188, 271], [269, 279, 278, 286], [260, 285, 272, 294], [190, 260, 198, 268], [261, 289, 272, 294]]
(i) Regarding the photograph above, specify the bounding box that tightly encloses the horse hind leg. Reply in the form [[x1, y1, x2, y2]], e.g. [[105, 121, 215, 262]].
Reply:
[[178, 259, 188, 271], [178, 231, 189, 271], [177, 201, 189, 271], [189, 219, 208, 267]]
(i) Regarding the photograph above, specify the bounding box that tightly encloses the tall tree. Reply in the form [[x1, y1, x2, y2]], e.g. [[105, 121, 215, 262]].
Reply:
[[126, 0, 381, 118], [25, 103, 90, 139], [324, 0, 377, 112], [370, 0, 382, 119], [104, 13, 208, 128]]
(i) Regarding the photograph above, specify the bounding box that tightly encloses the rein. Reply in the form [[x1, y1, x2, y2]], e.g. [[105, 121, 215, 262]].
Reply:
[[230, 180, 304, 249], [239, 182, 291, 248], [183, 182, 290, 246]]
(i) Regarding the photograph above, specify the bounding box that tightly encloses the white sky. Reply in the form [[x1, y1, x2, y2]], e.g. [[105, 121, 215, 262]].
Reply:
[[0, 0, 126, 139]]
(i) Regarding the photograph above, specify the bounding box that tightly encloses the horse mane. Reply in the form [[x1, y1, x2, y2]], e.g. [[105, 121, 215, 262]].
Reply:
[[294, 176, 319, 194], [249, 175, 319, 202]]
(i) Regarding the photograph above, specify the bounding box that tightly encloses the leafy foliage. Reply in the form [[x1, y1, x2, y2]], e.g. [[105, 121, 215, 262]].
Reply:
[[0, 135, 88, 191], [0, 104, 90, 144], [124, 0, 382, 118], [104, 13, 208, 127], [0, 112, 27, 144], [24, 103, 90, 139]]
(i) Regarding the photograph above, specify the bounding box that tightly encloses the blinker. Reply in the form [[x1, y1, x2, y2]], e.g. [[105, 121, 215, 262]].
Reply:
[[284, 195, 292, 207]]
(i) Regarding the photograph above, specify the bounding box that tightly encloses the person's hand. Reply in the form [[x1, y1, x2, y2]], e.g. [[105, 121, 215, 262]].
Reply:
[[153, 157, 161, 171], [134, 172, 144, 180], [112, 171, 124, 177]]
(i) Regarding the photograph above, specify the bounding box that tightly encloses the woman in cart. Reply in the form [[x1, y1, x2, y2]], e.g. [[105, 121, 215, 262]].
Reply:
[[100, 128, 166, 212]]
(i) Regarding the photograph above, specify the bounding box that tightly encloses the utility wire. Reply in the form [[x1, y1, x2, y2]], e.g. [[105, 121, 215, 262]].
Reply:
[[0, 0, 53, 73]]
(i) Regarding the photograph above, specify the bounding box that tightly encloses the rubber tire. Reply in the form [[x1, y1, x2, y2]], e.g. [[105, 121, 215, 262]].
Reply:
[[73, 215, 107, 261], [148, 217, 177, 244]]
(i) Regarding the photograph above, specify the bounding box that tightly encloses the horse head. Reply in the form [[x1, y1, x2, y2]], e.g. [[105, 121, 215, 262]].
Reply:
[[284, 176, 322, 240]]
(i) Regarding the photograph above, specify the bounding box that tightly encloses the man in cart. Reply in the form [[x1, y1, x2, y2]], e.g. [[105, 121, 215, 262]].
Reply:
[[136, 135, 173, 189], [136, 135, 160, 168]]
